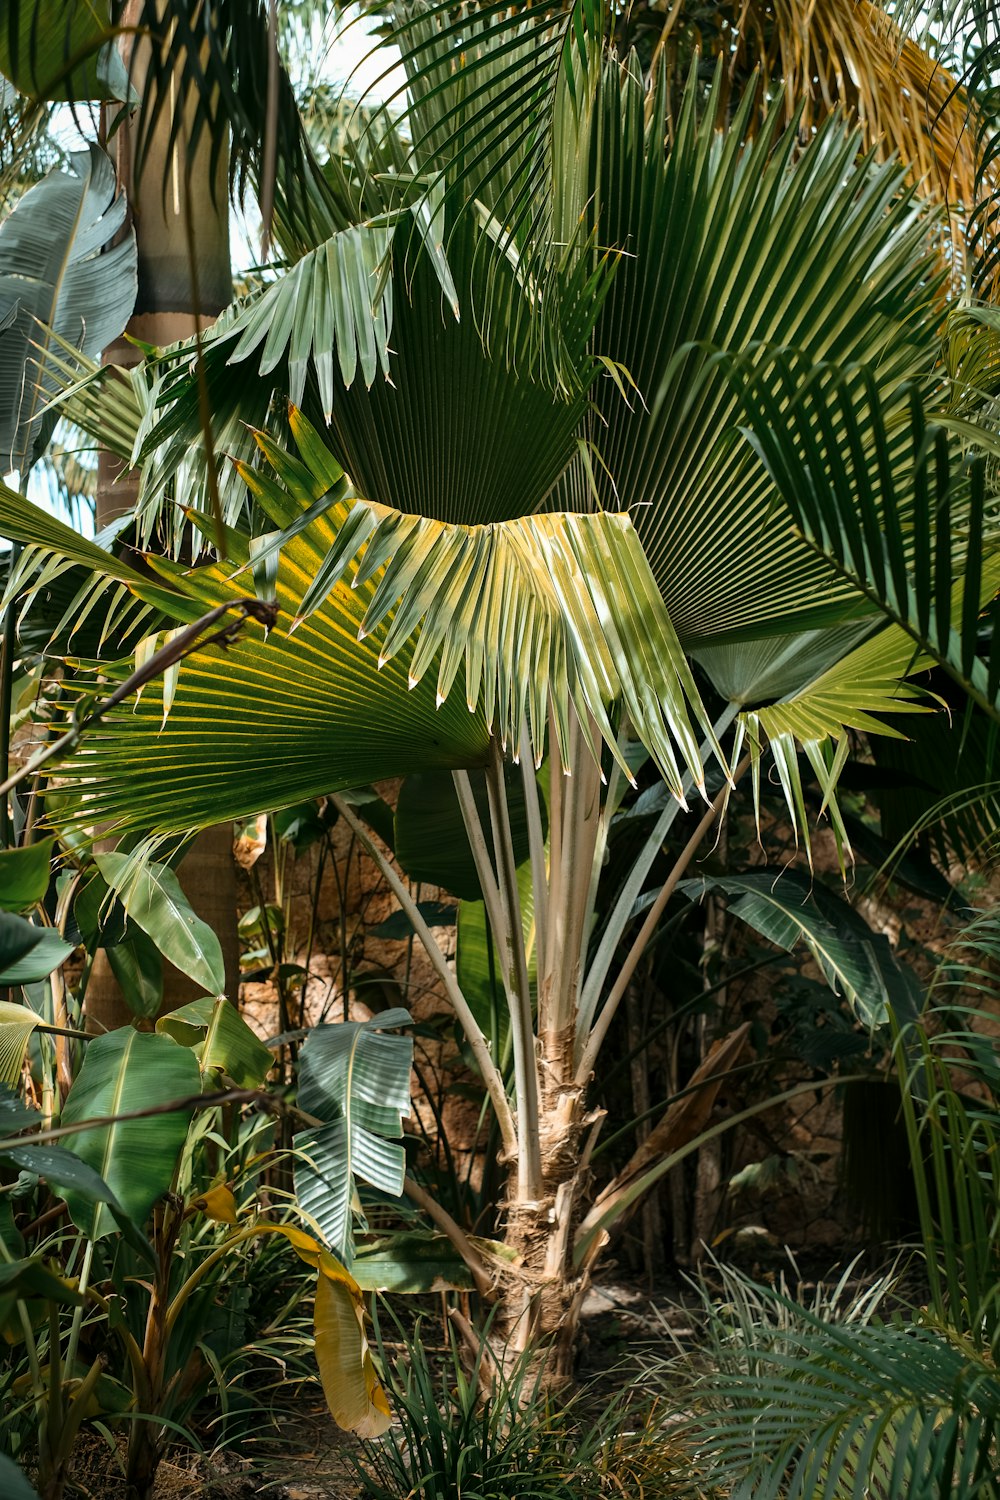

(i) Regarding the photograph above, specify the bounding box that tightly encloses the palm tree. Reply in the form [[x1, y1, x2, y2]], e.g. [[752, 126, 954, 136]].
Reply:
[[83, 0, 242, 1031], [2, 0, 999, 1373]]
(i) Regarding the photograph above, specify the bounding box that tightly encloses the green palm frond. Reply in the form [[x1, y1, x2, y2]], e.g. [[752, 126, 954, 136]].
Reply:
[[3, 408, 726, 833], [138, 212, 594, 534], [43, 324, 277, 555], [588, 60, 941, 645], [868, 701, 1000, 871], [729, 626, 936, 862], [240, 417, 718, 795], [735, 353, 1000, 723], [693, 1312, 1000, 1499], [0, 476, 193, 622], [681, 868, 921, 1028]]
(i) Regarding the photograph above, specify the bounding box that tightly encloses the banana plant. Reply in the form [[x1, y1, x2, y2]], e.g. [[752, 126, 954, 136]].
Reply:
[[0, 995, 402, 1500], [1, 0, 996, 1376], [0, 141, 135, 480]]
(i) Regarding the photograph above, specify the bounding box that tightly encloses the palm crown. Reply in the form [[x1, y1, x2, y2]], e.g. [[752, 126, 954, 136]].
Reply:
[[2, 0, 989, 857]]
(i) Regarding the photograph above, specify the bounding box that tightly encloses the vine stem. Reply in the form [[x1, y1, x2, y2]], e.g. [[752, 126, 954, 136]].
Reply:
[[331, 794, 518, 1162]]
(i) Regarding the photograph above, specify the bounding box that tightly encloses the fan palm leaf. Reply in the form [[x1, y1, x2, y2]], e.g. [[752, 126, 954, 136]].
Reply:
[[649, 0, 988, 288], [587, 59, 941, 644], [6, 13, 968, 851], [27, 416, 727, 833]]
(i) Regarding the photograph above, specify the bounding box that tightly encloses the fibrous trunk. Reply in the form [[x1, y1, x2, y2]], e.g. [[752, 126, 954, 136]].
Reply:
[[496, 1025, 593, 1384]]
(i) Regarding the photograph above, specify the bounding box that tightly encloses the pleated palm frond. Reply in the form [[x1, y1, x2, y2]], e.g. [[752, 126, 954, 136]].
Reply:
[[138, 212, 594, 534], [690, 1312, 1000, 1499], [587, 58, 942, 645], [378, 0, 608, 392], [0, 415, 725, 837], [0, 477, 194, 623], [647, 0, 987, 287], [81, 0, 608, 534], [940, 306, 1000, 423], [237, 412, 720, 796], [735, 353, 1000, 726]]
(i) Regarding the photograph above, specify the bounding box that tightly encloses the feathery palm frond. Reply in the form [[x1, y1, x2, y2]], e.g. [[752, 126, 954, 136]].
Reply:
[[693, 1310, 1000, 1499], [726, 626, 936, 863]]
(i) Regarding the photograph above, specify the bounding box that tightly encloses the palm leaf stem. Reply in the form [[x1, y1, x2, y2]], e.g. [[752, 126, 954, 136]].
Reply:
[[485, 740, 540, 1200], [575, 757, 747, 1086], [519, 722, 548, 978], [330, 793, 516, 1164], [577, 704, 740, 1041], [544, 706, 603, 1040], [576, 721, 637, 1010], [451, 766, 539, 1193]]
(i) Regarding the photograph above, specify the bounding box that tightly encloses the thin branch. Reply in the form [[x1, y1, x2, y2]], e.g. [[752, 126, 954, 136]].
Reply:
[[0, 1087, 266, 1149], [403, 1176, 493, 1297], [331, 794, 518, 1162], [575, 756, 749, 1085]]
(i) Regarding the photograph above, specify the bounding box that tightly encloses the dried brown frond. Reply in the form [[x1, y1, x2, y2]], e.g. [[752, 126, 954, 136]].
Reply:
[[651, 0, 995, 290]]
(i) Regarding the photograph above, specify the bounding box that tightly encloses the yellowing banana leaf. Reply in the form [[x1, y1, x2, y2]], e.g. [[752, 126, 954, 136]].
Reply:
[[314, 1269, 392, 1439], [0, 1258, 86, 1346], [188, 1182, 240, 1226], [248, 1221, 391, 1437]]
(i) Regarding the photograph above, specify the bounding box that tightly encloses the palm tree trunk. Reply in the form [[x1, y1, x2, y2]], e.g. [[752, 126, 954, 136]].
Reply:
[[86, 10, 238, 1034]]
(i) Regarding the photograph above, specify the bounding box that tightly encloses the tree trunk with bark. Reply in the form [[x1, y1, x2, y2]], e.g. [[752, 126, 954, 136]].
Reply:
[[86, 12, 239, 1033]]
